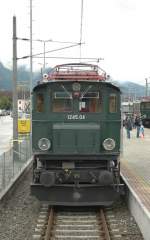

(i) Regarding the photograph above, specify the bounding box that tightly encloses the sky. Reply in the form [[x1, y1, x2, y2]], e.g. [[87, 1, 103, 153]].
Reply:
[[1, 0, 150, 85]]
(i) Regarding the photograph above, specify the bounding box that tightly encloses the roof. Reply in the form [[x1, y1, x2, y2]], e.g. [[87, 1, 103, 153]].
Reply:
[[33, 63, 120, 92], [43, 63, 107, 81], [33, 78, 120, 92]]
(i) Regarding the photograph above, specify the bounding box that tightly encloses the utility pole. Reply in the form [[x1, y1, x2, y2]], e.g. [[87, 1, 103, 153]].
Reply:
[[145, 78, 148, 97], [79, 0, 84, 60], [43, 41, 46, 71], [12, 16, 18, 160], [30, 0, 33, 154]]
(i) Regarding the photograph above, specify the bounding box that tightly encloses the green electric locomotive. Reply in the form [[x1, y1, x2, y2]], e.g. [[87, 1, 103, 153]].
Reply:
[[140, 100, 150, 128], [31, 63, 124, 206]]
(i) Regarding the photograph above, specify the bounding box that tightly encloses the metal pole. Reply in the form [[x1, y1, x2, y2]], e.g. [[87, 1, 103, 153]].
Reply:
[[12, 16, 18, 161], [79, 0, 84, 60], [43, 41, 46, 72], [30, 0, 33, 155], [145, 78, 148, 97]]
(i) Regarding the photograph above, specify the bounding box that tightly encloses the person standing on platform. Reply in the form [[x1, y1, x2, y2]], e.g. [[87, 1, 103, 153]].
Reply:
[[134, 115, 142, 138], [124, 116, 132, 139], [139, 124, 144, 138]]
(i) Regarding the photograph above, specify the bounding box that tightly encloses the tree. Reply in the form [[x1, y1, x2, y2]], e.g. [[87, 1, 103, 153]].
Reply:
[[0, 95, 12, 110]]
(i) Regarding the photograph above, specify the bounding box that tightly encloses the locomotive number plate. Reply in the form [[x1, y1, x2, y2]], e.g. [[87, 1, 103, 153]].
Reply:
[[67, 114, 85, 120]]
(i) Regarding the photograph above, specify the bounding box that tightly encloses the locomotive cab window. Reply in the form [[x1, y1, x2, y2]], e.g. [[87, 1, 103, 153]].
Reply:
[[36, 93, 44, 112], [109, 94, 117, 113], [141, 102, 150, 109], [52, 92, 72, 112], [79, 92, 102, 112]]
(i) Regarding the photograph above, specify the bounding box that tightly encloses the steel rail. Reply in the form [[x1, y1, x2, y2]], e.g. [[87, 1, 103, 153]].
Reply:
[[44, 208, 54, 240], [42, 208, 111, 240], [99, 209, 111, 240]]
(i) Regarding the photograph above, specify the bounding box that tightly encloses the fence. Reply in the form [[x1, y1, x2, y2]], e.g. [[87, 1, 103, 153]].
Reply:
[[0, 136, 31, 192]]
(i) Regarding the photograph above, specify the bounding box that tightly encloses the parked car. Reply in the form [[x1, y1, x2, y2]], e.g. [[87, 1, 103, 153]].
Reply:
[[0, 109, 7, 116]]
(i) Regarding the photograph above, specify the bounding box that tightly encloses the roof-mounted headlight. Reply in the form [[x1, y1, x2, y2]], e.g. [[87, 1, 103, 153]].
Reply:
[[103, 138, 115, 151], [43, 73, 48, 82], [38, 138, 51, 151]]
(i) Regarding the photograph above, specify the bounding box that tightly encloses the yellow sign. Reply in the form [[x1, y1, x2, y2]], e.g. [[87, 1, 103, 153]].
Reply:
[[18, 119, 31, 133]]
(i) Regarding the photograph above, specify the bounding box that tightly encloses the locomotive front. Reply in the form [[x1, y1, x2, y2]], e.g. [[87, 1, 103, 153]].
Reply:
[[140, 100, 150, 128], [31, 63, 124, 206]]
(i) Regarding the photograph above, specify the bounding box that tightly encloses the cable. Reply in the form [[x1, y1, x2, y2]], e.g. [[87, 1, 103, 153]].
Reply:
[[17, 43, 81, 60], [33, 56, 104, 61], [80, 0, 84, 60]]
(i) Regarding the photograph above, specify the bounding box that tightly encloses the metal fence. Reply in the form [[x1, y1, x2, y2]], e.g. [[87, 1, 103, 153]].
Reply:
[[0, 136, 31, 192]]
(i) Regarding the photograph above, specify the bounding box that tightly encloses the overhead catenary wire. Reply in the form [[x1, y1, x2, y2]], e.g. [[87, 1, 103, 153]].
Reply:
[[33, 56, 104, 62], [17, 43, 82, 60], [79, 0, 84, 60], [18, 1, 85, 62], [18, 1, 104, 67], [17, 37, 79, 45]]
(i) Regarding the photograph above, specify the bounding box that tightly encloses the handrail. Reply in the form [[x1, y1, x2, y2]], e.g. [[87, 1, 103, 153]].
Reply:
[[46, 63, 107, 81]]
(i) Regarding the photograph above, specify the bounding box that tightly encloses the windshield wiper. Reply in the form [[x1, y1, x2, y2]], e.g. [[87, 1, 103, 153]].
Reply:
[[80, 85, 92, 99], [61, 84, 72, 99]]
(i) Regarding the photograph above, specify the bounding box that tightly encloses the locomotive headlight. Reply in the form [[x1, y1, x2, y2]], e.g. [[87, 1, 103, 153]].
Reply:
[[103, 138, 115, 151], [38, 138, 51, 151]]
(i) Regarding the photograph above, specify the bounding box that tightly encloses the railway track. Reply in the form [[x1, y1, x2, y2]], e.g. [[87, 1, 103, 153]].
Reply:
[[33, 205, 122, 240], [0, 166, 144, 240]]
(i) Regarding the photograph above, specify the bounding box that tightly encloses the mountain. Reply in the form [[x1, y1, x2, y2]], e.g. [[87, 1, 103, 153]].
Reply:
[[0, 62, 146, 98], [0, 63, 12, 90], [0, 63, 51, 91], [115, 81, 146, 98]]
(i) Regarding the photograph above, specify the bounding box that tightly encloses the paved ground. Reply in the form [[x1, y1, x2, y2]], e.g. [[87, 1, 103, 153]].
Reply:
[[0, 116, 31, 192], [0, 116, 13, 155], [121, 127, 150, 184], [121, 127, 150, 212]]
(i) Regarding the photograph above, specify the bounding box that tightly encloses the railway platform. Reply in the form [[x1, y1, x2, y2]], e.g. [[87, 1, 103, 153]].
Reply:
[[0, 115, 31, 200], [121, 127, 150, 240], [0, 115, 12, 155]]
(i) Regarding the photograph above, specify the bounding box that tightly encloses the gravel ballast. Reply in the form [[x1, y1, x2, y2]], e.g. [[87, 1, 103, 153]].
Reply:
[[0, 169, 40, 240], [0, 169, 144, 240]]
